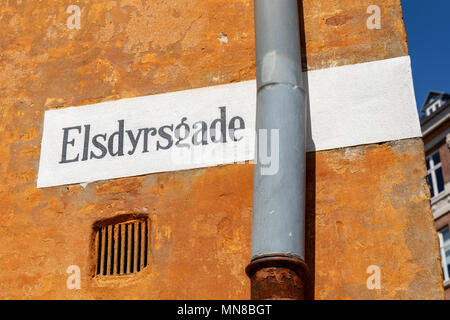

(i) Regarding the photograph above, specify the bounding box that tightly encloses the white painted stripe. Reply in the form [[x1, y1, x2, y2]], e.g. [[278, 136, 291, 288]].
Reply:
[[37, 56, 420, 187], [306, 55, 421, 152]]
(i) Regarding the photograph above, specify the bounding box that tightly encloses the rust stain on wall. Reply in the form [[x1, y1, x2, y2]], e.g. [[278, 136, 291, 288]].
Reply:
[[325, 13, 353, 27]]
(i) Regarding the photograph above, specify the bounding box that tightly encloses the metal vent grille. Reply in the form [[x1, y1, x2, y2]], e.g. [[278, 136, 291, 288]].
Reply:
[[94, 216, 149, 276]]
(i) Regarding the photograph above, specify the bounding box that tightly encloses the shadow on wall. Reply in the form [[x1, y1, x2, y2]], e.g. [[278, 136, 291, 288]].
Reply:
[[297, 1, 316, 301]]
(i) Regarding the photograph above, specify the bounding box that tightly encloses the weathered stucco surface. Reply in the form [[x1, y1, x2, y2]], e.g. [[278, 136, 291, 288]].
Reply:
[[0, 0, 444, 299], [306, 139, 444, 300]]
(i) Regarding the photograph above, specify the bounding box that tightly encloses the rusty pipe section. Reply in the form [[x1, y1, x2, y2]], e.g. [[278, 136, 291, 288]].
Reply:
[[248, 0, 308, 300]]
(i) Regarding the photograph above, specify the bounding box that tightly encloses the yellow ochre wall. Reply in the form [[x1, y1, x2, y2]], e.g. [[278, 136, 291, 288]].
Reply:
[[0, 0, 444, 299]]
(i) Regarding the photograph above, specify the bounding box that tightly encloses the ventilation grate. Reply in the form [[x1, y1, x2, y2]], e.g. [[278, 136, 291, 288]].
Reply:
[[94, 217, 149, 276]]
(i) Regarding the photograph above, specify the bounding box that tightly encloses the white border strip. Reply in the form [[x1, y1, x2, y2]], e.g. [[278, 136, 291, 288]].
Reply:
[[37, 56, 421, 187], [306, 55, 421, 152]]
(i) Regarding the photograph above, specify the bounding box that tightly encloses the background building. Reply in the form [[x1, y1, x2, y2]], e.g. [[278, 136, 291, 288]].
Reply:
[[421, 91, 450, 299], [0, 0, 445, 299]]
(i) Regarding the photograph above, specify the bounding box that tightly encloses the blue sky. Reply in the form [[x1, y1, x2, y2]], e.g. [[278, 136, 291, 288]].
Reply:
[[401, 0, 450, 115]]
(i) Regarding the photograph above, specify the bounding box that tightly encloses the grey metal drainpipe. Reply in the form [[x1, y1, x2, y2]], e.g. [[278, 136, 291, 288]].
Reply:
[[246, 0, 308, 300]]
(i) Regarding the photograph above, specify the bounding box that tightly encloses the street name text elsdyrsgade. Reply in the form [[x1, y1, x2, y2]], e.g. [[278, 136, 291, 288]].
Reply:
[[59, 107, 246, 164]]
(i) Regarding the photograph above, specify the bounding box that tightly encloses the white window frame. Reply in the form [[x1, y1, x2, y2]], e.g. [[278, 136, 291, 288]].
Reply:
[[427, 150, 444, 198], [438, 227, 450, 285], [426, 101, 440, 115]]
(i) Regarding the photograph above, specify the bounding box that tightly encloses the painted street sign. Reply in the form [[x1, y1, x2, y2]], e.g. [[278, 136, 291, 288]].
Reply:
[[37, 81, 256, 188]]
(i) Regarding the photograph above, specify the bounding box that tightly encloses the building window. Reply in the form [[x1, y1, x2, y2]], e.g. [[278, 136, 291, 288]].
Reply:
[[426, 150, 445, 198], [438, 227, 450, 283], [426, 103, 438, 116]]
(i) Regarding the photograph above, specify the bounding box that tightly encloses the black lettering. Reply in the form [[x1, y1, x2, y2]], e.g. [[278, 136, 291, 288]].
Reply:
[[142, 128, 157, 153], [175, 117, 190, 149], [228, 116, 245, 142], [126, 129, 144, 155], [210, 106, 227, 143], [107, 120, 125, 156], [156, 125, 173, 150], [90, 134, 107, 159], [59, 126, 81, 164], [82, 124, 91, 161], [192, 121, 208, 145]]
